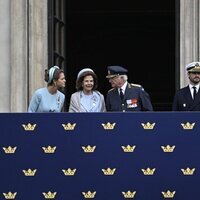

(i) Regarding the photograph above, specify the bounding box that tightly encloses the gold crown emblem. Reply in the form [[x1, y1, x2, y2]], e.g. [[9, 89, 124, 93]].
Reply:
[[42, 146, 56, 153], [82, 145, 96, 153], [22, 169, 37, 176], [161, 145, 175, 153], [42, 191, 57, 199], [181, 167, 195, 175], [101, 122, 116, 130], [22, 123, 37, 131], [62, 168, 76, 176], [122, 191, 136, 198], [102, 168, 116, 175], [3, 146, 17, 154], [62, 123, 76, 130], [141, 168, 156, 175], [162, 190, 176, 198], [82, 191, 96, 198], [181, 122, 195, 130], [3, 192, 17, 199], [141, 122, 155, 130], [121, 145, 136, 152]]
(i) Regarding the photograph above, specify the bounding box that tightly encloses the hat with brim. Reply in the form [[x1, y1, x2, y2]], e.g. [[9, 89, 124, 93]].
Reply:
[[106, 65, 128, 79], [186, 62, 200, 72], [77, 68, 94, 79]]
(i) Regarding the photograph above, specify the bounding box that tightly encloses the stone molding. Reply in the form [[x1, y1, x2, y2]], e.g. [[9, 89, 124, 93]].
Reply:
[[180, 0, 200, 87], [10, 0, 47, 112]]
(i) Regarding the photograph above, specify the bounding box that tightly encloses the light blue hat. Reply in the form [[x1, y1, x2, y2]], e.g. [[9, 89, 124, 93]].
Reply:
[[77, 68, 94, 79], [48, 66, 59, 83]]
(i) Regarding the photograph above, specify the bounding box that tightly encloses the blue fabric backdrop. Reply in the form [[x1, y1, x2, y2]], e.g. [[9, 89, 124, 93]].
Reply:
[[0, 112, 200, 200]]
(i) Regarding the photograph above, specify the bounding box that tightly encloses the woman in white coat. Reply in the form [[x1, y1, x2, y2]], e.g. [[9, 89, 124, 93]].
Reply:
[[68, 68, 106, 112]]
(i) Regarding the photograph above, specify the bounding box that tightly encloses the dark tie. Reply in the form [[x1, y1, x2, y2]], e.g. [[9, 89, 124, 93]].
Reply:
[[192, 86, 197, 100], [119, 88, 124, 100]]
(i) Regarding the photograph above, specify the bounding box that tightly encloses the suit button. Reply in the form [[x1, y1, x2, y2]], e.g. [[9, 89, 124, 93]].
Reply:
[[122, 104, 124, 106]]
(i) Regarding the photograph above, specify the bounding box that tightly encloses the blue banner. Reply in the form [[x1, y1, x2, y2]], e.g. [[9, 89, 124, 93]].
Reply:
[[0, 112, 200, 200]]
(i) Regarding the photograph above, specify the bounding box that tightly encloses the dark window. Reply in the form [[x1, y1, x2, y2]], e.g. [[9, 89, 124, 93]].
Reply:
[[48, 0, 67, 110], [49, 0, 177, 111], [48, 0, 66, 69]]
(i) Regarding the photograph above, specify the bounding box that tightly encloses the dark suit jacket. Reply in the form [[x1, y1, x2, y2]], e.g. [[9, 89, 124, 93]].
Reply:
[[172, 86, 200, 111], [106, 83, 153, 112]]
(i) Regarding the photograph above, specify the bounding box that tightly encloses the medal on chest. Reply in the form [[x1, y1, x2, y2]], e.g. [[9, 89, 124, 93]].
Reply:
[[126, 98, 138, 108]]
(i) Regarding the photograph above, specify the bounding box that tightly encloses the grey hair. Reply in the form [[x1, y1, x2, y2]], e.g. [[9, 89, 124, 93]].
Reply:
[[119, 74, 128, 81]]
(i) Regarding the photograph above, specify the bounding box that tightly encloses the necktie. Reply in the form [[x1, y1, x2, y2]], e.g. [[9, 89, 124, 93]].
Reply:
[[192, 86, 197, 100], [119, 88, 124, 100]]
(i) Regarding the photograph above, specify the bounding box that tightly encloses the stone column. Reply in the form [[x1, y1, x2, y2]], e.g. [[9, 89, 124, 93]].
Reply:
[[10, 0, 48, 112], [28, 0, 48, 100], [180, 0, 200, 87], [0, 0, 11, 111], [10, 0, 28, 112]]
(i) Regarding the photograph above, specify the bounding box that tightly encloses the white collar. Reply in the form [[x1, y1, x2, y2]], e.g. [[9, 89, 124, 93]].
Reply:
[[189, 84, 200, 91], [119, 81, 128, 93]]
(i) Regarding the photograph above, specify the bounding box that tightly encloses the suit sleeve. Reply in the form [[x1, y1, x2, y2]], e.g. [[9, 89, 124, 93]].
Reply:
[[172, 93, 179, 111], [28, 91, 41, 112], [106, 92, 111, 111], [101, 95, 106, 112], [68, 94, 80, 112], [139, 88, 153, 111]]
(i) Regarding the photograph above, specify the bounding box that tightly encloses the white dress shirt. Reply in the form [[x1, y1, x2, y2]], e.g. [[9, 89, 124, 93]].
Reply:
[[189, 84, 199, 99]]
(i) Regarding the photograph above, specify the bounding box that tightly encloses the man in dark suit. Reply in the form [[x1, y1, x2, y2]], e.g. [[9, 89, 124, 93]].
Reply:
[[172, 62, 200, 111], [106, 65, 153, 112]]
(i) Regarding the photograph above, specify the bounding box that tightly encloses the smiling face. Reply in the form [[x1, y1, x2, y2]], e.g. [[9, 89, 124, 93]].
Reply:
[[82, 75, 94, 94]]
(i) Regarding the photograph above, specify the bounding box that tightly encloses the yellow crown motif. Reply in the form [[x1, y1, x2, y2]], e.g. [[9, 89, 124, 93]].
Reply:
[[181, 122, 195, 130], [42, 146, 56, 153], [22, 169, 37, 176], [102, 168, 116, 175], [121, 145, 136, 152], [22, 123, 37, 131], [3, 192, 17, 199], [101, 122, 116, 130], [62, 123, 76, 130], [42, 191, 57, 199], [3, 146, 17, 154], [141, 168, 156, 175], [141, 122, 155, 130], [181, 167, 195, 175], [82, 145, 96, 153], [122, 191, 136, 198], [162, 190, 176, 198], [82, 191, 96, 198], [161, 145, 175, 153], [62, 168, 76, 176]]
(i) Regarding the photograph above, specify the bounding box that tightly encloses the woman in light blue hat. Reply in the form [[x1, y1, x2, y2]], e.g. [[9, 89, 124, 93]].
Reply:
[[28, 66, 66, 112], [68, 68, 106, 112]]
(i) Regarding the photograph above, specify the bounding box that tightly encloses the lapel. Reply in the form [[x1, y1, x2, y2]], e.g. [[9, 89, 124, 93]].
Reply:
[[190, 86, 200, 110], [183, 85, 200, 110], [183, 86, 193, 110], [123, 83, 132, 100], [113, 88, 121, 101], [184, 86, 192, 101]]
